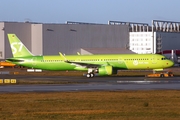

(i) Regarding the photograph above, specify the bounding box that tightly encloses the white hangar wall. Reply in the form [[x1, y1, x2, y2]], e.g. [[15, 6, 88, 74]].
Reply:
[[31, 24, 43, 55]]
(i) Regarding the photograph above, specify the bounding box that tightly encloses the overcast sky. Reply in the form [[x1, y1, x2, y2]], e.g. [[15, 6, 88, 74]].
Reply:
[[0, 0, 179, 25]]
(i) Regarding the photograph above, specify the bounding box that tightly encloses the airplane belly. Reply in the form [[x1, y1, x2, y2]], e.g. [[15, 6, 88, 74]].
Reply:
[[113, 61, 128, 69], [36, 62, 75, 71], [126, 60, 151, 69]]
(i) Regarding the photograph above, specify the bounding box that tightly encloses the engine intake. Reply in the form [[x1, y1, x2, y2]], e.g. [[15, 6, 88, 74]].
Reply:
[[98, 66, 113, 76]]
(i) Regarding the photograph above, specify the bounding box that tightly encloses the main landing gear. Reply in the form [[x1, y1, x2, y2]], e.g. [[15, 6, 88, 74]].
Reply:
[[86, 73, 95, 78], [86, 68, 97, 78]]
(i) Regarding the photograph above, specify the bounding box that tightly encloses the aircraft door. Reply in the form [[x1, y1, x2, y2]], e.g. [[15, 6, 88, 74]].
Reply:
[[31, 57, 37, 68], [152, 54, 157, 64], [75, 58, 81, 62], [118, 57, 123, 64]]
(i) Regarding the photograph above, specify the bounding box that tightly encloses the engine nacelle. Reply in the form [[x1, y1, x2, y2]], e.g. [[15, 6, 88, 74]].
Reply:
[[98, 66, 113, 76]]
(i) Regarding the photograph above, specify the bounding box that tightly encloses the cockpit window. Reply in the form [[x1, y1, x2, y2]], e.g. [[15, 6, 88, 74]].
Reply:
[[161, 57, 169, 60]]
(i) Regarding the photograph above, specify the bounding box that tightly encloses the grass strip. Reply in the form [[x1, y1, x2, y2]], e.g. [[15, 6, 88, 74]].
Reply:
[[0, 90, 180, 120]]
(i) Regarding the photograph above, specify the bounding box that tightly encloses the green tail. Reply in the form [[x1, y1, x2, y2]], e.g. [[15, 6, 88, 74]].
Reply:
[[7, 34, 33, 57]]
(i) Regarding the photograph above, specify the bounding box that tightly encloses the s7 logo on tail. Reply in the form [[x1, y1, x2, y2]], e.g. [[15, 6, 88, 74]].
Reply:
[[11, 42, 23, 54]]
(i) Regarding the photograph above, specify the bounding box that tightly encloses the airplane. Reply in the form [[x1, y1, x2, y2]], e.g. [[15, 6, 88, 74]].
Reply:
[[6, 34, 174, 78]]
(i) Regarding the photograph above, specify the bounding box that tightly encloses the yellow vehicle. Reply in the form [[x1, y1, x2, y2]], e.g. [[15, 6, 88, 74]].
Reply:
[[146, 71, 173, 78]]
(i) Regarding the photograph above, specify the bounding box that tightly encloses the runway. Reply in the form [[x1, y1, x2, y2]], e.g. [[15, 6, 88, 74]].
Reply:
[[0, 74, 180, 92], [0, 82, 180, 93]]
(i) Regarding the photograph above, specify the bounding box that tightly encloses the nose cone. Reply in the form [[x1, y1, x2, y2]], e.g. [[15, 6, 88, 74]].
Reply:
[[167, 60, 174, 67]]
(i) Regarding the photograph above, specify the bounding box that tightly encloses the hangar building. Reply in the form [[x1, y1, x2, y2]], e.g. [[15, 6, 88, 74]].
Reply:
[[128, 20, 180, 54], [1, 20, 180, 61], [0, 21, 130, 60]]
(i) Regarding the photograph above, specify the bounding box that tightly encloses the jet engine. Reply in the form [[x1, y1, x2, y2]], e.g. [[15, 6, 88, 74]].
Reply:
[[98, 65, 113, 76]]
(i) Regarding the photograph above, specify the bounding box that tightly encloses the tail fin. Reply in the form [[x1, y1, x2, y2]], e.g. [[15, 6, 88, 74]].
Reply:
[[7, 34, 33, 57]]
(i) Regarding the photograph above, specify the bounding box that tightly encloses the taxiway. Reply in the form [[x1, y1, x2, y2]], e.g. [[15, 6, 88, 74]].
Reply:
[[0, 74, 180, 92]]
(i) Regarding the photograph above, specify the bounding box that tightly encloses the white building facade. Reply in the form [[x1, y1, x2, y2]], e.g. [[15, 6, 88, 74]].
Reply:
[[129, 32, 153, 54], [128, 20, 180, 54]]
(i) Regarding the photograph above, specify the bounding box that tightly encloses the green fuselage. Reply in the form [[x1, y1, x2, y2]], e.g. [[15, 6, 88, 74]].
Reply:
[[6, 34, 174, 77], [9, 54, 174, 71]]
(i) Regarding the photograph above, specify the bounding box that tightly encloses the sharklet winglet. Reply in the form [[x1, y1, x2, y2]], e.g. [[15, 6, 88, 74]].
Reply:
[[59, 52, 68, 62], [77, 52, 80, 55]]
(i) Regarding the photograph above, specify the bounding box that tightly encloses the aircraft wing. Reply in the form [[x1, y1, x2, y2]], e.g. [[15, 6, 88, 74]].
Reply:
[[65, 60, 101, 68], [59, 52, 101, 68]]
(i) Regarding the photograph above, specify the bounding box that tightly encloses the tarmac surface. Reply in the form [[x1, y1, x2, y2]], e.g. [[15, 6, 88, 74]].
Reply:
[[0, 74, 180, 93], [0, 67, 180, 92]]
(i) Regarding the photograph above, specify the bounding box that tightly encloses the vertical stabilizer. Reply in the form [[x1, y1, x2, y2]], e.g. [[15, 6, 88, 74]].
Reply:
[[7, 34, 34, 57]]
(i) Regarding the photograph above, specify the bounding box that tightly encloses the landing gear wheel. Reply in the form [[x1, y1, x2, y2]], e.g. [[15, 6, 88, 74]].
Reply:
[[86, 73, 91, 78], [160, 74, 164, 77], [90, 73, 94, 78], [86, 73, 94, 78]]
